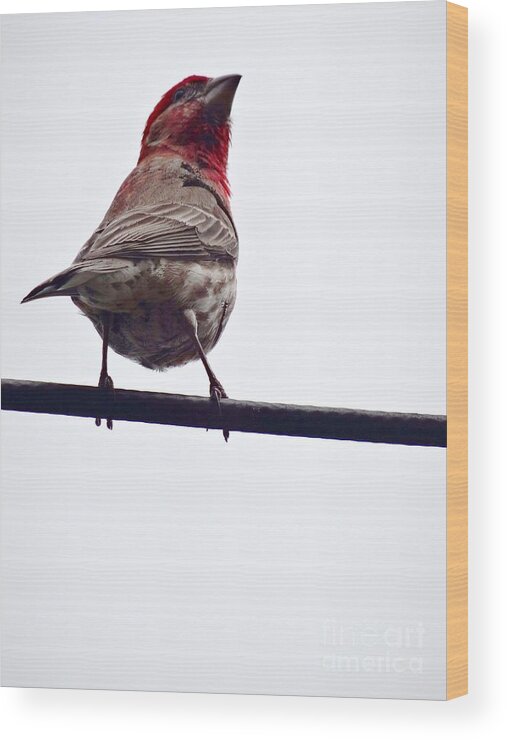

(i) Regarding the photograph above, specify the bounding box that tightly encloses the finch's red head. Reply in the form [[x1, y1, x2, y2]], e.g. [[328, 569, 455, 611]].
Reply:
[[139, 74, 241, 197]]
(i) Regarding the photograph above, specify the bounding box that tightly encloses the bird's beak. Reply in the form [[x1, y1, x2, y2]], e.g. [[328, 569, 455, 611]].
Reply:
[[204, 74, 241, 117]]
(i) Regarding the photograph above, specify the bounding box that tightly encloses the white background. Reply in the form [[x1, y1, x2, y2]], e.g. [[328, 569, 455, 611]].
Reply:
[[0, 0, 505, 736]]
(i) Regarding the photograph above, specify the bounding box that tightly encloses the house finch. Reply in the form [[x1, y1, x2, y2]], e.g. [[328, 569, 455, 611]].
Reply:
[[22, 74, 241, 439]]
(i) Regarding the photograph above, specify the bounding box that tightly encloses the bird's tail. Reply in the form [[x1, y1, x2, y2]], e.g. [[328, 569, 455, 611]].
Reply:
[[21, 266, 83, 303], [21, 259, 128, 304]]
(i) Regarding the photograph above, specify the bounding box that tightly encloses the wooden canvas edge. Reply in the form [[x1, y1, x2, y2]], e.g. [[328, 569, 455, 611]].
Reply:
[[446, 1, 468, 700]]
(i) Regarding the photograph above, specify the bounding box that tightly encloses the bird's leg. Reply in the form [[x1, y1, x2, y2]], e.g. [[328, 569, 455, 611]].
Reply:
[[181, 310, 229, 442], [95, 312, 114, 430]]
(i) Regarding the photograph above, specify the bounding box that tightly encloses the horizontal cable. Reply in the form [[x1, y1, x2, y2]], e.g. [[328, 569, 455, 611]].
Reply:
[[1, 378, 446, 447]]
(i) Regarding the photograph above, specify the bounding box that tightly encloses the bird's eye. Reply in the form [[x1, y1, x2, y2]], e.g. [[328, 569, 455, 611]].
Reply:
[[172, 89, 185, 103]]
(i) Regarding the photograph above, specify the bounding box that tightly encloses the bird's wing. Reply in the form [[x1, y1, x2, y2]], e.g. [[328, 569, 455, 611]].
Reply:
[[78, 202, 238, 263]]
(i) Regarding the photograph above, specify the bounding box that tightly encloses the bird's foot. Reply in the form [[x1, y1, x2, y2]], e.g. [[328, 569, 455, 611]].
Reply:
[[96, 372, 114, 430], [210, 380, 229, 442]]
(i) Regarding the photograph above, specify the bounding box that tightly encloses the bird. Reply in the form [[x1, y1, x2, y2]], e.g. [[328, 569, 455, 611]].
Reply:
[[22, 74, 241, 440]]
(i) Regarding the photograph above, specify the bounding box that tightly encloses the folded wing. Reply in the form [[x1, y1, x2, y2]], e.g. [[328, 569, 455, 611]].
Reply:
[[76, 201, 238, 263]]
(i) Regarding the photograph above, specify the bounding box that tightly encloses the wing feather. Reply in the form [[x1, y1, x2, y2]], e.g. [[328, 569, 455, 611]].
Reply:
[[77, 202, 238, 263]]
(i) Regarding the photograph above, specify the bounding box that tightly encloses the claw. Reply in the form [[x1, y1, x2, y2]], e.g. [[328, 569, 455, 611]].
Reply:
[[96, 372, 114, 430], [210, 382, 229, 442]]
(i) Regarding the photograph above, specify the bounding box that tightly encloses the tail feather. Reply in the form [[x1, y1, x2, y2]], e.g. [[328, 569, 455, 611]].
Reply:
[[21, 259, 130, 304], [21, 267, 80, 303]]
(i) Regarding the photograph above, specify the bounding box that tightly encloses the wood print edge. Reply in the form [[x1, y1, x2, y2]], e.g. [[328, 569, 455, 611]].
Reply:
[[446, 0, 468, 700]]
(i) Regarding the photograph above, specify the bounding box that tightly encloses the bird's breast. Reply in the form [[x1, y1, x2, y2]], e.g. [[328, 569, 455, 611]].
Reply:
[[77, 257, 235, 314], [75, 258, 236, 370]]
